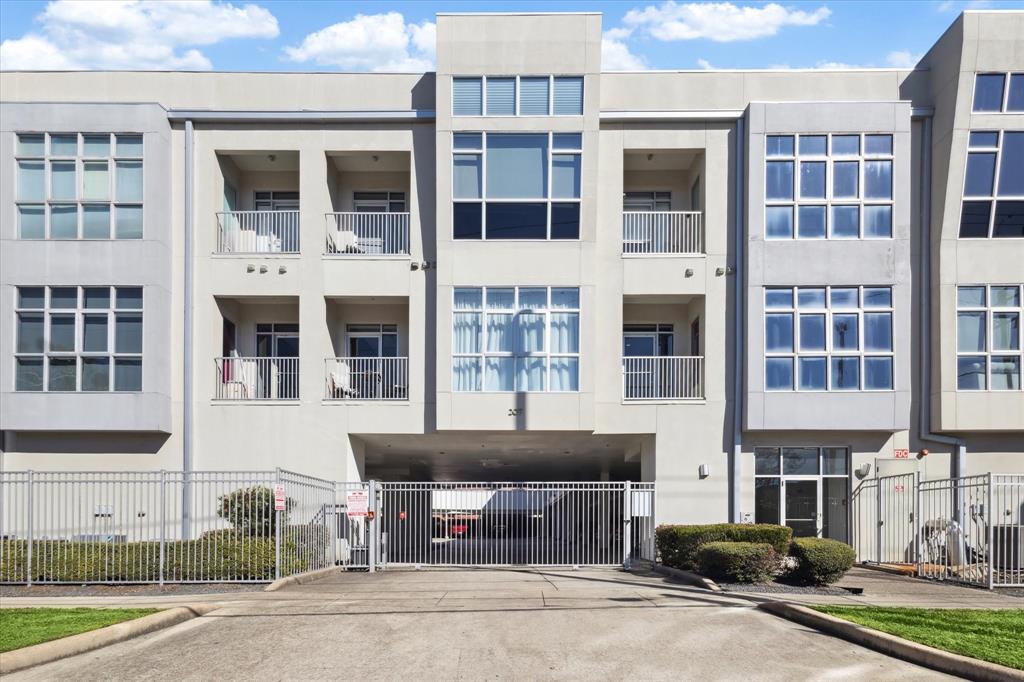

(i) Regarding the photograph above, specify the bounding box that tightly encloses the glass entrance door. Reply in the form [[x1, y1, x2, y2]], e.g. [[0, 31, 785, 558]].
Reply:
[[346, 324, 400, 399], [754, 447, 850, 542], [783, 479, 819, 538]]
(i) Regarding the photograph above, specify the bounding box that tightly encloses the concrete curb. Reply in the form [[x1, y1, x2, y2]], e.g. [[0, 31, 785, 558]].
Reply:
[[264, 566, 342, 592], [649, 563, 723, 592], [0, 604, 220, 675], [758, 601, 1024, 682]]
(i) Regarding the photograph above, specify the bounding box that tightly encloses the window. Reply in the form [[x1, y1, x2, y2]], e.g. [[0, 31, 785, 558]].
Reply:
[[754, 446, 850, 542], [353, 191, 406, 213], [956, 284, 1022, 391], [960, 131, 1024, 238], [452, 286, 580, 392], [14, 286, 143, 392], [451, 75, 584, 116], [623, 191, 671, 211], [764, 133, 894, 239], [15, 132, 143, 240], [764, 286, 894, 392], [253, 191, 298, 211], [453, 132, 581, 239], [972, 73, 1024, 113]]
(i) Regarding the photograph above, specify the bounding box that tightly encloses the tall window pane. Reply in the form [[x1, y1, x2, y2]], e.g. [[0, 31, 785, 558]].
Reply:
[[453, 154, 482, 199], [766, 161, 793, 200], [799, 357, 826, 390], [765, 206, 793, 238], [833, 161, 858, 198], [17, 161, 45, 201], [765, 314, 793, 352], [831, 357, 859, 390], [958, 356, 986, 390], [1009, 74, 1024, 112], [114, 358, 142, 391], [765, 357, 793, 390], [864, 160, 892, 199], [48, 358, 77, 391], [797, 205, 825, 239], [965, 152, 996, 196], [799, 161, 825, 199], [551, 154, 581, 198], [973, 74, 1005, 112], [82, 358, 110, 391], [115, 160, 143, 201], [83, 205, 110, 239], [997, 132, 1024, 196], [18, 205, 45, 239], [486, 134, 547, 198], [832, 314, 859, 350], [832, 205, 859, 238], [486, 77, 515, 115], [83, 161, 108, 199], [958, 311, 986, 352], [864, 312, 893, 351], [83, 314, 109, 352], [115, 205, 143, 239], [115, 314, 143, 353], [864, 205, 892, 238], [553, 77, 583, 115], [959, 201, 991, 238], [17, 313, 44, 353], [799, 314, 826, 351], [50, 161, 76, 200]]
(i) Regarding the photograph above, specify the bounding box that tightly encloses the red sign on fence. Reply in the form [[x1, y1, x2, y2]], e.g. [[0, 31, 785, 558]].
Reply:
[[346, 490, 369, 518], [273, 485, 286, 511]]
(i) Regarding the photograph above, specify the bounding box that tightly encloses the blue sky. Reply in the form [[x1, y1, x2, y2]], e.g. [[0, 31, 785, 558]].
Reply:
[[1, 0, 1022, 72]]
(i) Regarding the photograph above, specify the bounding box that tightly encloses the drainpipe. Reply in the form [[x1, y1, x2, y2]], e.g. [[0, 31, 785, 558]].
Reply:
[[182, 119, 194, 538], [916, 112, 967, 478], [730, 115, 745, 523]]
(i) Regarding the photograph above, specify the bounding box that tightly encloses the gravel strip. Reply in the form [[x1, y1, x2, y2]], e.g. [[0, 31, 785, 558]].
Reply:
[[718, 582, 854, 595]]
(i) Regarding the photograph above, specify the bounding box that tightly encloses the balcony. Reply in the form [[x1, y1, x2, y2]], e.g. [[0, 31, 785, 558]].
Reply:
[[622, 356, 704, 401], [214, 356, 299, 401], [217, 210, 300, 254], [325, 212, 410, 256], [324, 357, 409, 400], [622, 211, 704, 255]]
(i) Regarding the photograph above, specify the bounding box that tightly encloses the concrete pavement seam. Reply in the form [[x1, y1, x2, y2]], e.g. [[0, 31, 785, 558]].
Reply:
[[0, 603, 222, 676], [757, 601, 1024, 682]]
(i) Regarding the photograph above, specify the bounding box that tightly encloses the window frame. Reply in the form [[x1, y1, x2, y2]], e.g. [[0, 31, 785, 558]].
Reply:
[[764, 132, 895, 241], [451, 131, 582, 240], [14, 132, 144, 240], [763, 285, 895, 392], [451, 75, 584, 117], [958, 130, 1024, 239], [971, 72, 1024, 113], [955, 284, 1023, 392], [451, 286, 581, 393], [13, 285, 144, 392]]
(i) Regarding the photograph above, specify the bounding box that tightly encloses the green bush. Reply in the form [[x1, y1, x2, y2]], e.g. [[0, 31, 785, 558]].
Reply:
[[656, 523, 792, 570], [217, 485, 291, 538], [788, 537, 855, 585], [0, 538, 307, 583], [696, 541, 778, 583]]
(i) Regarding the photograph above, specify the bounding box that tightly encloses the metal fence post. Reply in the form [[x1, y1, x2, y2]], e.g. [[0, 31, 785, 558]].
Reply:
[[875, 477, 882, 564], [622, 481, 632, 569], [987, 473, 994, 590], [159, 470, 166, 585], [274, 468, 282, 581], [913, 470, 921, 576], [368, 479, 378, 573], [26, 470, 34, 586]]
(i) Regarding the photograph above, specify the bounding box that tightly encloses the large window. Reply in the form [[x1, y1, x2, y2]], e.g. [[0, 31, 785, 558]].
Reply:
[[972, 73, 1024, 113], [452, 286, 580, 392], [959, 131, 1024, 238], [15, 132, 143, 240], [764, 133, 894, 239], [754, 446, 850, 542], [452, 76, 584, 116], [15, 286, 143, 392], [453, 132, 581, 240], [764, 286, 894, 392], [956, 284, 1022, 391]]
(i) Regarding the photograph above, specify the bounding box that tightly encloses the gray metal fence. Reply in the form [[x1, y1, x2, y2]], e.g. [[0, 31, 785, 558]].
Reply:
[[853, 472, 1024, 588], [0, 469, 335, 584]]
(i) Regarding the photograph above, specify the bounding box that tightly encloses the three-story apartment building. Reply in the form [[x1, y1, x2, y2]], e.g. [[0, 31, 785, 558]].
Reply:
[[1, 11, 1022, 542]]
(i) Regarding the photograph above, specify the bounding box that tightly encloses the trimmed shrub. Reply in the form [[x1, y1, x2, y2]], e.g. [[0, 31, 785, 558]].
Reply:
[[217, 485, 292, 538], [788, 537, 855, 585], [696, 541, 778, 583], [656, 523, 792, 570]]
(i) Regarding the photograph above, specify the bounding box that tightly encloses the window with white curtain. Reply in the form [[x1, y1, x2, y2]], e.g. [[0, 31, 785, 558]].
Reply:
[[15, 132, 143, 240], [452, 286, 580, 392]]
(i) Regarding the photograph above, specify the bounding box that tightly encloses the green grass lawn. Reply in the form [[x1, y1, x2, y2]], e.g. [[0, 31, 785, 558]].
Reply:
[[812, 606, 1024, 670], [0, 608, 160, 653]]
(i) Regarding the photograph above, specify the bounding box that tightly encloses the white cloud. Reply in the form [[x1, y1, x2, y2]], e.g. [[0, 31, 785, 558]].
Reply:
[[886, 50, 922, 68], [284, 12, 436, 71], [696, 58, 714, 69], [601, 28, 647, 70], [623, 1, 831, 43], [1, 0, 278, 71]]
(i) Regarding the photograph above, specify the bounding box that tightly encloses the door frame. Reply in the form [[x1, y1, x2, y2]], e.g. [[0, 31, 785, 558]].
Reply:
[[753, 446, 852, 540]]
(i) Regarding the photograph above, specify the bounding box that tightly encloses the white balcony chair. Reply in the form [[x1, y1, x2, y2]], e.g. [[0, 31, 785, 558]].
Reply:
[[329, 362, 360, 399], [328, 230, 364, 254], [221, 353, 257, 399]]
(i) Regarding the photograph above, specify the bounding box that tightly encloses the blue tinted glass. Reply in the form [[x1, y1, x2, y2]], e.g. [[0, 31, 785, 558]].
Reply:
[[766, 136, 794, 156], [832, 135, 859, 155], [799, 357, 826, 390], [833, 161, 858, 198], [864, 160, 892, 199], [797, 205, 826, 238], [453, 203, 482, 239], [965, 153, 996, 197], [766, 357, 793, 391], [833, 314, 859, 350], [799, 136, 826, 155], [969, 131, 998, 148], [765, 206, 793, 238], [485, 202, 547, 239], [864, 312, 893, 351], [959, 201, 991, 238], [993, 200, 1024, 238], [864, 205, 892, 238], [799, 314, 826, 351], [997, 132, 1024, 196], [832, 205, 860, 238], [1009, 74, 1024, 112], [766, 161, 794, 200], [957, 356, 986, 390], [864, 287, 892, 308], [552, 133, 582, 149], [864, 135, 893, 155], [550, 203, 580, 239], [454, 133, 482, 149], [765, 289, 793, 309], [831, 357, 860, 390], [864, 357, 893, 390], [973, 74, 1005, 112], [797, 288, 825, 308], [830, 288, 858, 308], [765, 313, 794, 352], [799, 161, 826, 199]]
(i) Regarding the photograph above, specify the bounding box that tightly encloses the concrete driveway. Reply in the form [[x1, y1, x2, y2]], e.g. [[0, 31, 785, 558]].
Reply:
[[9, 568, 955, 681]]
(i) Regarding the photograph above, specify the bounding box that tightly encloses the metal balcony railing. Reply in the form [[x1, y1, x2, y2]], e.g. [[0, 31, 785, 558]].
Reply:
[[325, 357, 409, 400], [216, 211, 300, 254], [325, 212, 411, 255], [622, 211, 704, 255], [622, 356, 704, 400], [214, 356, 299, 400]]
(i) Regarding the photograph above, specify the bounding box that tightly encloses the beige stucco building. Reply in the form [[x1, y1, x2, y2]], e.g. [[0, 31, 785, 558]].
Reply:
[[1, 11, 1022, 543]]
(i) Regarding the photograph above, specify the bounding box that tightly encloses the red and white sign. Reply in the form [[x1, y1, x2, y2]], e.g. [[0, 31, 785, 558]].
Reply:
[[273, 485, 287, 511], [346, 490, 369, 518], [894, 484, 906, 492], [894, 448, 910, 459]]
